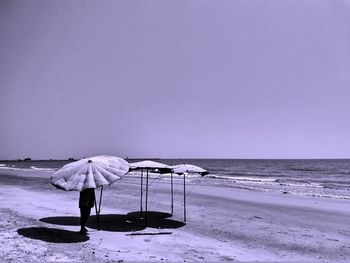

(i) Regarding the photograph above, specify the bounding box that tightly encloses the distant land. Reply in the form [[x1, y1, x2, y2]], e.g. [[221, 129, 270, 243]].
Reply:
[[0, 157, 349, 162]]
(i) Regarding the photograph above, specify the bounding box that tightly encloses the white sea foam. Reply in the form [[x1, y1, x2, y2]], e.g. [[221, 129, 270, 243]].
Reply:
[[0, 166, 54, 172], [0, 167, 32, 171], [309, 193, 350, 200], [30, 166, 55, 171], [207, 174, 277, 182], [230, 176, 277, 182]]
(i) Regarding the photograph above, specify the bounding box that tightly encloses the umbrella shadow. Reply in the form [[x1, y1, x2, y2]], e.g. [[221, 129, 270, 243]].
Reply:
[[40, 216, 80, 226], [87, 214, 145, 232], [40, 214, 145, 232], [40, 211, 185, 232], [17, 227, 89, 243], [146, 218, 186, 229], [126, 211, 186, 229], [126, 211, 173, 220]]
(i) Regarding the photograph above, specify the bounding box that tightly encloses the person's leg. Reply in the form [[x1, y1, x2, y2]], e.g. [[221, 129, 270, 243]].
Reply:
[[80, 207, 91, 232], [80, 208, 85, 230]]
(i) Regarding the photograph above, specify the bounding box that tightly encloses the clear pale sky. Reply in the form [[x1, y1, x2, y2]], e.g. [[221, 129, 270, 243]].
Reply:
[[1, 0, 350, 160]]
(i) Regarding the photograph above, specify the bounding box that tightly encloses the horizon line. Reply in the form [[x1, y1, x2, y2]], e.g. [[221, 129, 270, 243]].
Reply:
[[1, 157, 349, 162]]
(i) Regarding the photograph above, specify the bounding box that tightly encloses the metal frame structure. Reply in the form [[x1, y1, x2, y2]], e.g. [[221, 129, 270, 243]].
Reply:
[[130, 161, 208, 225]]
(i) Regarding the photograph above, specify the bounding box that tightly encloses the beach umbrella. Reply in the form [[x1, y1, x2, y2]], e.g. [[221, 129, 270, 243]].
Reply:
[[172, 164, 209, 176], [51, 155, 129, 229], [171, 164, 209, 222], [129, 160, 172, 224]]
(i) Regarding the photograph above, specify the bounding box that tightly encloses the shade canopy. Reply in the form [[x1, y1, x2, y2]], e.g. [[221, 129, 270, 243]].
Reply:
[[172, 164, 209, 176], [51, 155, 129, 191], [129, 160, 172, 173]]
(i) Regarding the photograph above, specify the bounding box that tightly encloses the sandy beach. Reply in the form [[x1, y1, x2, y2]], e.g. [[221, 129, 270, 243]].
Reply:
[[2, 0, 350, 262], [0, 168, 349, 262]]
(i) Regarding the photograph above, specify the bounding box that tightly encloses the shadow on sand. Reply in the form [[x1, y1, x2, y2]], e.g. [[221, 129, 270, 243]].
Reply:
[[17, 227, 89, 243], [125, 211, 186, 229], [40, 216, 80, 226], [40, 211, 185, 232]]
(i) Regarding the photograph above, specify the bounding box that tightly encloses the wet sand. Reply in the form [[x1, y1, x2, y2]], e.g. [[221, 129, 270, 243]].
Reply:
[[0, 168, 349, 262]]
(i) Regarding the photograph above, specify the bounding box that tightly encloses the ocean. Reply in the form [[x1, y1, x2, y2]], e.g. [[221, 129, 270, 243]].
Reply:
[[1, 159, 349, 200]]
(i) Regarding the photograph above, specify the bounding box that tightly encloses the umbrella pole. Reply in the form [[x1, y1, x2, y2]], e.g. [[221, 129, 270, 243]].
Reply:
[[171, 172, 174, 214], [140, 169, 143, 218], [145, 169, 149, 226], [183, 173, 186, 222], [95, 186, 103, 230], [99, 186, 103, 212], [95, 198, 100, 230]]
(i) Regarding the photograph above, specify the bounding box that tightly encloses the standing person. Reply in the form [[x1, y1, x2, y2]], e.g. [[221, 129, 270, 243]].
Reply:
[[79, 188, 95, 234]]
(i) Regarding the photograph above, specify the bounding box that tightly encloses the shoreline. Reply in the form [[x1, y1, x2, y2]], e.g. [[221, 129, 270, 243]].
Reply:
[[2, 164, 350, 202], [0, 169, 349, 262]]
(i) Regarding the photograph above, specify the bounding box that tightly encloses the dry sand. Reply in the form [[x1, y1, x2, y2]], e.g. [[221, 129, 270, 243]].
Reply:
[[0, 168, 349, 262]]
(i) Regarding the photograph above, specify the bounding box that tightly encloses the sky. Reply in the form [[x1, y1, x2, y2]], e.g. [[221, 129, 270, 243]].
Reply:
[[1, 0, 350, 160]]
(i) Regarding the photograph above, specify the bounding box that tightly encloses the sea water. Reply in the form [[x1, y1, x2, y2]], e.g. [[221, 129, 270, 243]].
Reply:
[[1, 159, 349, 200], [163, 159, 350, 200]]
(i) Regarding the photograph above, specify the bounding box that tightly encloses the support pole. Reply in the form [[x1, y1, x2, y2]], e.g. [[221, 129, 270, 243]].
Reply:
[[145, 169, 149, 226], [99, 186, 103, 212], [140, 169, 143, 218], [171, 172, 174, 214], [183, 173, 186, 222], [94, 186, 103, 230], [94, 195, 98, 229]]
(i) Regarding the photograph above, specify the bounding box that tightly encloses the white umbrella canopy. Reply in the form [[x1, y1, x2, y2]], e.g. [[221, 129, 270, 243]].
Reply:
[[172, 164, 209, 176], [129, 160, 172, 170], [51, 155, 129, 191]]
